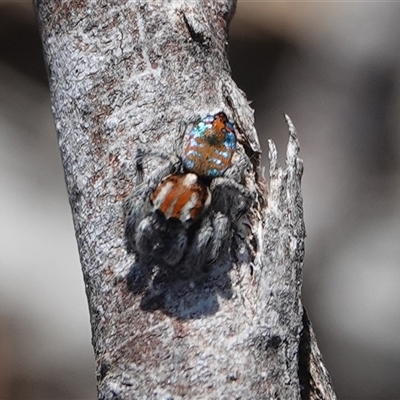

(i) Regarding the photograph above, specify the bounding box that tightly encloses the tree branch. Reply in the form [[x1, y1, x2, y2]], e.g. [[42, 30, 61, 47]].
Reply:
[[34, 1, 336, 399]]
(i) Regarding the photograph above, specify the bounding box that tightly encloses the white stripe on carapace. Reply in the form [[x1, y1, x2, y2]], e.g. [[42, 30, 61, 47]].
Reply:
[[161, 174, 196, 220], [180, 175, 202, 222], [152, 180, 174, 210]]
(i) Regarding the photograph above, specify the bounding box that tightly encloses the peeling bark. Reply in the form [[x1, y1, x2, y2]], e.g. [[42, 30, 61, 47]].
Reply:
[[34, 1, 337, 399]]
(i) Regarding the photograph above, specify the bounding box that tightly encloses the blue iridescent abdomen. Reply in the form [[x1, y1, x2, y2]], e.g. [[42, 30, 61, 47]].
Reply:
[[182, 112, 236, 179]]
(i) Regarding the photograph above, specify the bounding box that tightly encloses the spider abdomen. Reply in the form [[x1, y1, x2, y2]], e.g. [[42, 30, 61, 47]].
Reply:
[[150, 173, 211, 227], [183, 112, 236, 178]]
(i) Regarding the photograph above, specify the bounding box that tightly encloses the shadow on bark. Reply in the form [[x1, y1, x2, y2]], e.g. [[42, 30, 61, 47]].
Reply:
[[126, 257, 236, 319]]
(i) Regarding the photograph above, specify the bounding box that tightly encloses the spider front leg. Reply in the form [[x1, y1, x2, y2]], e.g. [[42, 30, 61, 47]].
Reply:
[[124, 145, 182, 254], [135, 210, 188, 266], [182, 208, 232, 277], [181, 197, 239, 277], [207, 211, 231, 264], [181, 216, 214, 276], [126, 254, 154, 294]]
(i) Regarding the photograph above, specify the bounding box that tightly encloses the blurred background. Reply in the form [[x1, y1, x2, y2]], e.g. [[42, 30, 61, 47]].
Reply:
[[1, 1, 399, 399]]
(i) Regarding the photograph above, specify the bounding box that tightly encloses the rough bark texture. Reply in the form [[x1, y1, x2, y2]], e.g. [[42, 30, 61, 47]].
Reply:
[[35, 1, 337, 399]]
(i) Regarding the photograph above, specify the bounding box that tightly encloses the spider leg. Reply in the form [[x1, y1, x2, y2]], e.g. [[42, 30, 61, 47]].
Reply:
[[210, 177, 255, 219], [162, 233, 187, 265], [182, 216, 214, 275], [178, 115, 202, 140], [222, 148, 253, 181], [182, 209, 231, 275], [215, 148, 256, 201], [126, 255, 154, 294], [207, 211, 230, 265], [135, 145, 182, 190], [123, 189, 149, 253], [176, 115, 202, 163], [135, 212, 188, 266], [124, 145, 182, 253], [210, 177, 254, 200]]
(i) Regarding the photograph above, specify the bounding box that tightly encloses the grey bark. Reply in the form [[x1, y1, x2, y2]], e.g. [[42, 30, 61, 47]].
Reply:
[[34, 1, 337, 399]]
